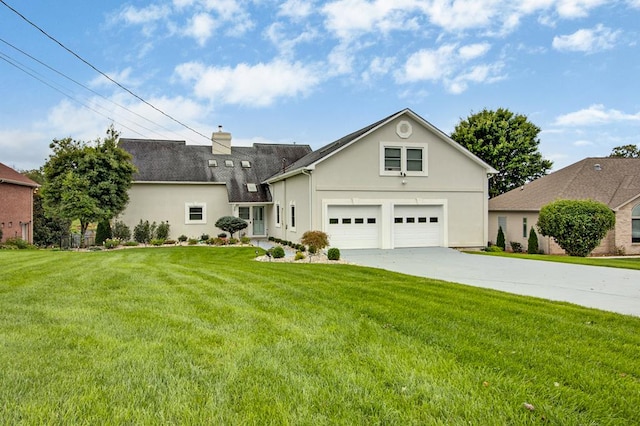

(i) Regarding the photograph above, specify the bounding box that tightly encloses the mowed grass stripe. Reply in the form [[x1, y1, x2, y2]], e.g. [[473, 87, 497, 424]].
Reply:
[[0, 247, 638, 424]]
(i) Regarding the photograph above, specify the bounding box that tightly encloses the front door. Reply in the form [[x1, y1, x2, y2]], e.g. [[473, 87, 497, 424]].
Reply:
[[252, 206, 265, 235]]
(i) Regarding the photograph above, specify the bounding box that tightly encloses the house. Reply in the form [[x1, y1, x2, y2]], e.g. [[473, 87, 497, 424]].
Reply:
[[488, 157, 640, 255], [0, 162, 39, 244], [118, 109, 497, 249]]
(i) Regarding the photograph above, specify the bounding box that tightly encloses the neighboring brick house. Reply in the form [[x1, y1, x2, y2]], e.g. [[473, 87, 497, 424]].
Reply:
[[489, 157, 640, 255], [0, 162, 39, 243]]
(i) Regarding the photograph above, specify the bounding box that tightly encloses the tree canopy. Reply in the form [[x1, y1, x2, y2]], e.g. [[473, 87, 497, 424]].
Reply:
[[451, 108, 553, 198], [41, 127, 136, 244], [537, 199, 615, 257], [609, 144, 640, 158], [215, 216, 248, 238]]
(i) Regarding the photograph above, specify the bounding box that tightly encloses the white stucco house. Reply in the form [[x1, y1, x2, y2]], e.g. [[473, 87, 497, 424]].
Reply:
[[118, 109, 497, 249]]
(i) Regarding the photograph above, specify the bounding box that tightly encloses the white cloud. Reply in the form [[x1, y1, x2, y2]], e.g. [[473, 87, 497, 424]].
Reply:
[[279, 0, 314, 20], [265, 22, 318, 58], [361, 56, 396, 82], [174, 60, 323, 106], [117, 4, 171, 25], [555, 0, 608, 18], [458, 42, 491, 60], [552, 24, 620, 53], [573, 139, 594, 146], [554, 104, 640, 126], [184, 13, 217, 45], [397, 44, 458, 83]]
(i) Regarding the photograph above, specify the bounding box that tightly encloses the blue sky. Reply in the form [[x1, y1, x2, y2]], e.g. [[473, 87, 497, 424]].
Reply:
[[2, 0, 639, 172]]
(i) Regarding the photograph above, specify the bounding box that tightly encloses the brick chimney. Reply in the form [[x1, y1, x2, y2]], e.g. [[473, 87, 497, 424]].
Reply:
[[212, 125, 232, 155]]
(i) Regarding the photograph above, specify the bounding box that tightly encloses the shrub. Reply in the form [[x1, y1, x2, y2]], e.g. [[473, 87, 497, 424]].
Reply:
[[188, 238, 198, 245], [104, 239, 120, 249], [150, 222, 157, 241], [218, 232, 227, 238], [537, 199, 616, 257], [150, 239, 165, 246], [308, 245, 317, 255], [270, 246, 285, 259], [229, 238, 239, 245], [178, 234, 188, 242], [200, 234, 210, 241], [164, 239, 176, 245], [294, 251, 306, 261], [112, 220, 131, 241], [327, 247, 341, 260], [133, 220, 151, 244], [496, 226, 506, 250], [527, 228, 539, 254], [2, 238, 30, 249], [156, 221, 170, 240], [268, 236, 275, 241], [301, 231, 330, 251], [215, 216, 248, 238], [484, 245, 503, 252], [510, 241, 523, 253], [240, 236, 251, 245], [123, 241, 139, 247], [95, 220, 112, 245], [211, 237, 226, 246]]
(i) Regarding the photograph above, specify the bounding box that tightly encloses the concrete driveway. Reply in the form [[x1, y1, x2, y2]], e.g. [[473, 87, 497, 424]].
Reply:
[[341, 248, 640, 317]]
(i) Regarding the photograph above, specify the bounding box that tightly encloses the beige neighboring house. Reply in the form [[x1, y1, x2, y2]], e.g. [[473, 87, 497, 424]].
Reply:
[[489, 157, 640, 255], [119, 109, 497, 249]]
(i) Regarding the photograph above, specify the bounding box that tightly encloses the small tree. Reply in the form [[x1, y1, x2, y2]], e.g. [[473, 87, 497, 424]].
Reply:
[[95, 219, 112, 245], [496, 226, 506, 250], [133, 219, 151, 244], [112, 220, 131, 241], [300, 230, 330, 252], [215, 216, 248, 238], [527, 227, 539, 254], [156, 221, 170, 240], [537, 199, 615, 257]]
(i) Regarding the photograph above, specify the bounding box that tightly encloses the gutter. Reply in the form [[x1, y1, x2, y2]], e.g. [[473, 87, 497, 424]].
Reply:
[[0, 178, 39, 188]]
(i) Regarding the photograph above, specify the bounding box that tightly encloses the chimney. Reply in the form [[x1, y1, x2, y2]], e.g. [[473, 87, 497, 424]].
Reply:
[[212, 125, 232, 155]]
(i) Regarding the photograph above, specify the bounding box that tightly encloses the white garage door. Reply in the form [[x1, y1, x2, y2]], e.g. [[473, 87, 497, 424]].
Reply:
[[327, 205, 381, 249], [393, 205, 443, 248]]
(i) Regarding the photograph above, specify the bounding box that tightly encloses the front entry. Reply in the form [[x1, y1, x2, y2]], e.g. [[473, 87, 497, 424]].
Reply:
[[252, 206, 265, 235]]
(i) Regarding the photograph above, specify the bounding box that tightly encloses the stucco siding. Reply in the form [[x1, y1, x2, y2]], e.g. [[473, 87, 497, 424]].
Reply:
[[268, 174, 311, 243], [119, 183, 231, 240], [489, 211, 547, 253]]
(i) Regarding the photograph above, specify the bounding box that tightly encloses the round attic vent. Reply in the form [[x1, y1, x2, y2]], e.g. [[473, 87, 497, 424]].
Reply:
[[396, 120, 412, 139]]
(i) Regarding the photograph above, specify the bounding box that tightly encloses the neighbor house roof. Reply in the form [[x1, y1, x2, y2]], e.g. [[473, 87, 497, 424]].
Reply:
[[119, 139, 311, 203], [0, 162, 39, 187], [266, 108, 497, 182], [489, 157, 640, 212]]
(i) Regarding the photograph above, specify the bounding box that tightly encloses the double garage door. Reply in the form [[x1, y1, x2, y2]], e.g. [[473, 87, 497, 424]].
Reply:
[[327, 204, 443, 249]]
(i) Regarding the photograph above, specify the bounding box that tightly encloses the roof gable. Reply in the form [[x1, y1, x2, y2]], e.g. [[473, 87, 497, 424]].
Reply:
[[0, 162, 39, 187], [267, 108, 497, 182], [489, 157, 640, 211]]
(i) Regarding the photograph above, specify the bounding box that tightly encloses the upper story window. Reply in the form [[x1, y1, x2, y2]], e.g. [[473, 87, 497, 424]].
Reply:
[[380, 142, 427, 176], [632, 204, 640, 243]]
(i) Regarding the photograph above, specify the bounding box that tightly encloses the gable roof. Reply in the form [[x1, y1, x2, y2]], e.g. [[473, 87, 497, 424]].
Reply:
[[266, 108, 497, 182], [489, 157, 640, 212], [118, 139, 311, 203], [0, 162, 39, 188]]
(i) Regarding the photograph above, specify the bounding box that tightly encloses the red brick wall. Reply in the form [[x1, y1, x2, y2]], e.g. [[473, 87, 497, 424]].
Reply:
[[0, 183, 34, 243]]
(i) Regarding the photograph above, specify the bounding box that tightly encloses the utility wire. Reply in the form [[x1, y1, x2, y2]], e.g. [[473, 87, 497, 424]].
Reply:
[[0, 37, 187, 142], [0, 53, 149, 139], [0, 0, 214, 144]]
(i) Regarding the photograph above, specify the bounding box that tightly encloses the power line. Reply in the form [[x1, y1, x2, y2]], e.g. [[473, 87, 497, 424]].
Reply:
[[0, 0, 214, 144], [0, 37, 188, 142]]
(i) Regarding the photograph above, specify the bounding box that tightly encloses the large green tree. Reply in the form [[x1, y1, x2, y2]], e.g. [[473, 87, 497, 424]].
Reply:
[[609, 144, 639, 158], [451, 108, 553, 198], [41, 127, 136, 246]]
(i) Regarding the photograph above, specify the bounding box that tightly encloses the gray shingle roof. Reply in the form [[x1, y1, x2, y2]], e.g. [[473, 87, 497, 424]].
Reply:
[[488, 157, 640, 211], [118, 139, 311, 203]]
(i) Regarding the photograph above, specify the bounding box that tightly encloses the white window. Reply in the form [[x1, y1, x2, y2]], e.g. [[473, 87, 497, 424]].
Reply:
[[290, 202, 296, 230], [275, 203, 281, 227], [241, 160, 251, 168], [185, 203, 206, 224], [247, 183, 258, 192], [225, 160, 234, 167], [380, 142, 427, 176]]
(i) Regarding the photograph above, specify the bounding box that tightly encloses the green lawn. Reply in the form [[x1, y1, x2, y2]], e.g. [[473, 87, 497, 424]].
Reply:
[[1, 247, 638, 424], [470, 250, 640, 270]]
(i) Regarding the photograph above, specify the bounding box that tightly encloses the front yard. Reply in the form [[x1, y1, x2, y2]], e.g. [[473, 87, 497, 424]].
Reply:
[[1, 247, 638, 424], [471, 250, 640, 270]]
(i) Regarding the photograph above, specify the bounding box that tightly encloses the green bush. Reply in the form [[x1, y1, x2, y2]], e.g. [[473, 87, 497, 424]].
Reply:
[[123, 241, 139, 247], [528, 228, 539, 254], [240, 236, 251, 245], [229, 238, 239, 245], [104, 239, 120, 249], [327, 247, 341, 261], [2, 238, 30, 249], [156, 221, 170, 240], [188, 238, 198, 245], [484, 245, 503, 252], [218, 232, 227, 238], [294, 251, 306, 261], [178, 234, 188, 242], [133, 220, 151, 244], [95, 220, 112, 246], [510, 241, 522, 253], [211, 237, 226, 246], [537, 199, 616, 257], [164, 239, 176, 245], [496, 226, 506, 250], [150, 238, 165, 246], [270, 246, 285, 259], [308, 245, 317, 255], [112, 220, 131, 241], [200, 234, 210, 241]]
